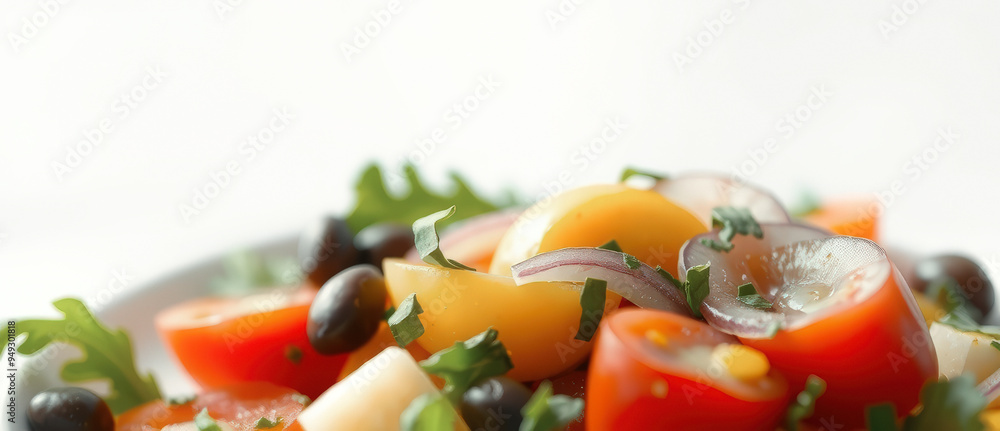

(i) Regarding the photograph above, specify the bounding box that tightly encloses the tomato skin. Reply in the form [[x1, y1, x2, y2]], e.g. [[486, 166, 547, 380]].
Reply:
[[116, 382, 306, 431], [156, 287, 348, 399], [741, 268, 936, 428], [587, 309, 789, 431], [802, 198, 879, 242]]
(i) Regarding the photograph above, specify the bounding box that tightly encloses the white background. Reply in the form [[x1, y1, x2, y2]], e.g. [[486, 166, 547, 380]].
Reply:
[[4, 0, 1000, 318]]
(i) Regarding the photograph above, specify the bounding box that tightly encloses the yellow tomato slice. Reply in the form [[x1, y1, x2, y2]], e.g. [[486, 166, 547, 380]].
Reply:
[[383, 258, 622, 382], [488, 184, 707, 277]]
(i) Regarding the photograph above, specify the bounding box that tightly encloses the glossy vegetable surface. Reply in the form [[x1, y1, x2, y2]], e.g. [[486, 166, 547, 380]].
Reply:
[[156, 286, 347, 399]]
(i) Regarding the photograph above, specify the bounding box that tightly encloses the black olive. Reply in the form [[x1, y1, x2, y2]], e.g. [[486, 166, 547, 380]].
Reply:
[[909, 254, 994, 322], [307, 264, 387, 355], [299, 216, 361, 287], [355, 223, 415, 267], [460, 377, 533, 431], [28, 387, 114, 431]]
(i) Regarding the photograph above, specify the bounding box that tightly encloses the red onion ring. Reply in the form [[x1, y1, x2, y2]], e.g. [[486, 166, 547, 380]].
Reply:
[[652, 173, 790, 227], [404, 208, 521, 268], [511, 247, 692, 316]]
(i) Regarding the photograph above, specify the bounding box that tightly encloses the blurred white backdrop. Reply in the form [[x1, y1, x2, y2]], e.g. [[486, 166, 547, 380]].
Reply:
[[3, 1, 1000, 317]]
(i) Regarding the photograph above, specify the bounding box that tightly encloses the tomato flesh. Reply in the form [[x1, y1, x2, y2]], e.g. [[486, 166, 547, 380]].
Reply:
[[587, 309, 789, 431], [155, 286, 348, 399], [116, 382, 306, 431]]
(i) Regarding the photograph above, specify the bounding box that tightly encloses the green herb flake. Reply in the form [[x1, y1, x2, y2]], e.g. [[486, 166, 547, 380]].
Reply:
[[993, 340, 1000, 352], [520, 381, 585, 431], [622, 253, 641, 270], [575, 278, 607, 342], [413, 206, 476, 271], [654, 264, 710, 318], [383, 305, 397, 322], [419, 327, 514, 404], [785, 375, 826, 431], [284, 345, 303, 364], [345, 163, 511, 232], [195, 408, 223, 431], [620, 167, 667, 182], [929, 278, 985, 323], [903, 374, 987, 431], [764, 321, 782, 338], [14, 298, 161, 415], [684, 264, 711, 318], [400, 392, 457, 431], [938, 306, 1000, 338], [211, 251, 300, 295], [737, 282, 773, 309], [789, 191, 822, 219], [865, 403, 899, 431], [166, 395, 196, 406], [254, 417, 283, 429], [597, 239, 623, 252], [699, 207, 764, 252], [388, 293, 425, 347]]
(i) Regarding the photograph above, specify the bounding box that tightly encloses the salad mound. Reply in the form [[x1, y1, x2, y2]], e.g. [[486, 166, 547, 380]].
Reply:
[[13, 164, 1000, 431]]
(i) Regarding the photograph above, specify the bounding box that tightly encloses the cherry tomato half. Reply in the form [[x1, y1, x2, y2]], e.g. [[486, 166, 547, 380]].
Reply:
[[587, 309, 789, 431], [155, 286, 348, 399], [116, 382, 306, 431]]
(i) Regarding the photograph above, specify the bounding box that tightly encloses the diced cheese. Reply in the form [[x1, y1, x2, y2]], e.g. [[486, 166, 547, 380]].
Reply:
[[297, 347, 468, 431], [930, 322, 1000, 384]]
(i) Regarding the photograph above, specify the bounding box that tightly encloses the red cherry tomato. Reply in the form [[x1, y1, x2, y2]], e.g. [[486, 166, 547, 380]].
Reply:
[[116, 382, 307, 431], [155, 286, 347, 399], [741, 267, 936, 427], [587, 309, 789, 431]]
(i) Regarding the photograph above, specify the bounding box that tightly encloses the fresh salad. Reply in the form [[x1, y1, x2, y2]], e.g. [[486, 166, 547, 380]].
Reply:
[[14, 164, 1000, 431]]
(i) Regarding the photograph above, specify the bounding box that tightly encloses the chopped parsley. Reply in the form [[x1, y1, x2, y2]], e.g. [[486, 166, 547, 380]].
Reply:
[[902, 374, 987, 431], [284, 345, 303, 364], [166, 394, 196, 406], [413, 206, 476, 271], [345, 163, 512, 232], [622, 254, 641, 270], [699, 207, 763, 252], [993, 340, 1000, 352], [620, 167, 667, 182], [737, 282, 773, 309], [388, 293, 425, 347], [520, 381, 585, 431], [14, 298, 161, 414], [400, 392, 456, 431], [785, 375, 826, 431], [419, 328, 514, 404], [254, 417, 283, 429], [575, 278, 607, 342], [866, 403, 898, 431], [597, 239, 623, 252], [658, 263, 711, 318], [195, 408, 223, 431]]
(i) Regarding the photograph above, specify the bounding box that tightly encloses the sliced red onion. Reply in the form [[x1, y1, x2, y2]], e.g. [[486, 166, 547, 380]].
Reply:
[[979, 367, 1000, 408], [511, 248, 692, 316], [677, 223, 878, 338], [404, 208, 521, 267], [652, 173, 790, 227]]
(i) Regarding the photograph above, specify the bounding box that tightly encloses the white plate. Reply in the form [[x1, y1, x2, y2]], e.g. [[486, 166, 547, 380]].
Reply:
[[11, 236, 297, 431]]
